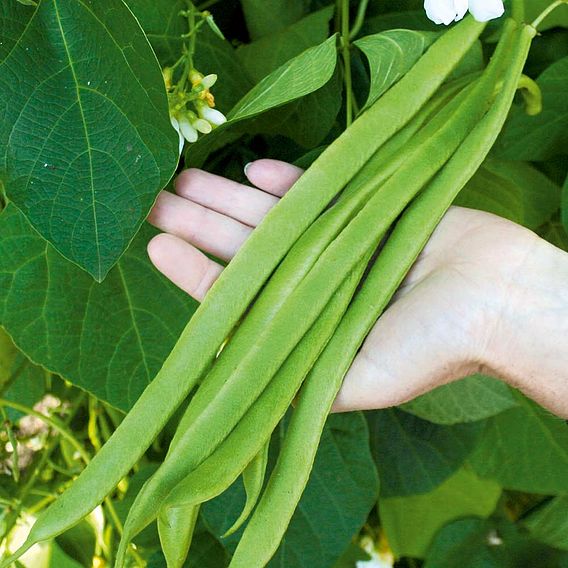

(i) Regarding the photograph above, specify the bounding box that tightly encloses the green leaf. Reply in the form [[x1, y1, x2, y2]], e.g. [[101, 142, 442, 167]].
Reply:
[[237, 6, 334, 82], [186, 35, 339, 166], [401, 375, 518, 426], [0, 205, 197, 410], [126, 0, 252, 112], [541, 219, 568, 251], [380, 467, 501, 558], [0, 0, 178, 281], [425, 517, 567, 568], [366, 409, 483, 497], [240, 0, 310, 40], [469, 394, 568, 494], [456, 158, 561, 230], [203, 413, 378, 568], [523, 496, 568, 551], [497, 55, 568, 161], [354, 30, 435, 108]]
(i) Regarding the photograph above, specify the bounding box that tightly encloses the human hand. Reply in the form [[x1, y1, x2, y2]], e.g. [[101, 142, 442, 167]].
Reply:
[[147, 160, 568, 417]]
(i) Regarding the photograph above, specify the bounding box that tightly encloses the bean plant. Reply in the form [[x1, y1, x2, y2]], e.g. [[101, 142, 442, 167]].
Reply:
[[1, 0, 568, 567]]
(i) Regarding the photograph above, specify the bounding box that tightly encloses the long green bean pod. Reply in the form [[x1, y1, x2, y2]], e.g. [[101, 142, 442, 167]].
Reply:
[[114, 257, 372, 565], [158, 504, 199, 568], [0, 17, 485, 567], [129, 38, 507, 516], [228, 21, 533, 568]]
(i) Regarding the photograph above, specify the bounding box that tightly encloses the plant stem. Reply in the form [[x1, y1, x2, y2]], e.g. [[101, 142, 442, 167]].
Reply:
[[349, 0, 370, 39], [531, 0, 568, 29], [340, 0, 354, 127], [511, 0, 525, 23]]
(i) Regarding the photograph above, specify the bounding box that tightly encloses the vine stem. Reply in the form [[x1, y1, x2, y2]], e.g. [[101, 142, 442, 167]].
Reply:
[[531, 0, 568, 29], [339, 0, 354, 127], [511, 0, 525, 23], [349, 0, 370, 39]]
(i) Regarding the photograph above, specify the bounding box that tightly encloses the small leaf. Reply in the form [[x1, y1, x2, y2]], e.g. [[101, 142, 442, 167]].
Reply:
[[0, 0, 179, 280], [354, 30, 436, 108], [401, 375, 518, 425], [240, 0, 309, 40]]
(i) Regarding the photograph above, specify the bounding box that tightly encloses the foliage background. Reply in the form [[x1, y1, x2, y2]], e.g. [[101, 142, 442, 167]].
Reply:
[[0, 0, 568, 566]]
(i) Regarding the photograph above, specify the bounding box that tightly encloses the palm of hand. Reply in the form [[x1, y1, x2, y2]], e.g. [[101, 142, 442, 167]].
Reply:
[[147, 159, 540, 412]]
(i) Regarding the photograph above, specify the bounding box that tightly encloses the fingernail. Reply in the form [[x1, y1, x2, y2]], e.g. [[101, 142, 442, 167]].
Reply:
[[244, 162, 253, 178]]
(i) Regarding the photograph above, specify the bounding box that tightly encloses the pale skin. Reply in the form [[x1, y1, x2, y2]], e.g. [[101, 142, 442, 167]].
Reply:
[[147, 159, 568, 417]]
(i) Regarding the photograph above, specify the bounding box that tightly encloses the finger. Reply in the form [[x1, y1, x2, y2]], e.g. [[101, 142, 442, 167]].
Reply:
[[175, 168, 279, 228], [148, 191, 251, 262], [332, 279, 474, 412], [244, 159, 303, 196], [147, 233, 223, 302]]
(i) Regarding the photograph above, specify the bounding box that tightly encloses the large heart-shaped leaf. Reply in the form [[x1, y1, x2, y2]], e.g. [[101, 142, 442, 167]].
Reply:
[[0, 205, 197, 410], [0, 0, 178, 281]]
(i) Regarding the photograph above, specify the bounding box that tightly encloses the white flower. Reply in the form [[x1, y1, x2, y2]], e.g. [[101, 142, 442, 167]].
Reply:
[[170, 115, 185, 155], [196, 101, 227, 127], [424, 0, 504, 24], [200, 74, 218, 89], [178, 116, 199, 143]]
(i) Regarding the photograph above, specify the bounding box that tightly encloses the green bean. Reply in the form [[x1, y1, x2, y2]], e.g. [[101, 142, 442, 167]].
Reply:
[[0, 17, 485, 567], [223, 440, 270, 538], [228, 22, 532, 568], [158, 503, 199, 568], [114, 257, 371, 565]]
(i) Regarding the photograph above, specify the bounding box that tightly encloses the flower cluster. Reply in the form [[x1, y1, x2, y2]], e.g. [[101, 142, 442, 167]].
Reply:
[[165, 68, 227, 154], [424, 0, 505, 25]]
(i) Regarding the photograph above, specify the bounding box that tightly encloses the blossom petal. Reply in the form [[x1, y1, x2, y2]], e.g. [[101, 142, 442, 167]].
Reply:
[[170, 116, 185, 155], [453, 0, 469, 21], [424, 0, 460, 25], [468, 0, 505, 21], [179, 117, 199, 143]]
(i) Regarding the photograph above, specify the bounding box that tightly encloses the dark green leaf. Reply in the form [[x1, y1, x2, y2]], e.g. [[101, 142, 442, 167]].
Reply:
[[456, 158, 561, 230], [240, 0, 310, 40], [380, 467, 501, 558], [469, 394, 568, 494], [203, 413, 378, 568], [0, 205, 197, 410], [0, 0, 178, 280], [497, 55, 568, 161], [237, 6, 334, 82], [367, 409, 483, 497], [425, 517, 567, 568], [401, 375, 517, 425]]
